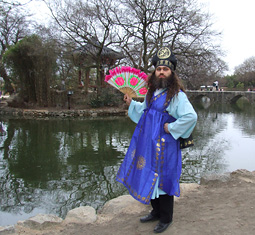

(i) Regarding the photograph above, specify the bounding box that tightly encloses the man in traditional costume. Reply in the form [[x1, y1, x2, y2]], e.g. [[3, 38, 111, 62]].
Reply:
[[116, 46, 197, 233]]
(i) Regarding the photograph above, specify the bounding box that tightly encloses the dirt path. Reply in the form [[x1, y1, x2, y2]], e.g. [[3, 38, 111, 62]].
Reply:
[[15, 169, 255, 235]]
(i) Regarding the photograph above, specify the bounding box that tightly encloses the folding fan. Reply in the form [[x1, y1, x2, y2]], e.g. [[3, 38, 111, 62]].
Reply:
[[105, 66, 148, 98]]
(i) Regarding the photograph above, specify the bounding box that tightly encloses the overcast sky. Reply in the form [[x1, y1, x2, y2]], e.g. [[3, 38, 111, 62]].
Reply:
[[199, 0, 255, 74], [24, 0, 255, 75]]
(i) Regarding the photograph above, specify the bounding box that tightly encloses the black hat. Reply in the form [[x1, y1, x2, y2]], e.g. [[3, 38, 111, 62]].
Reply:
[[151, 47, 177, 70]]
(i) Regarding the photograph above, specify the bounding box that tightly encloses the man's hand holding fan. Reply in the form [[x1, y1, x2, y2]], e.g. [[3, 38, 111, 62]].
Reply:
[[123, 94, 132, 106]]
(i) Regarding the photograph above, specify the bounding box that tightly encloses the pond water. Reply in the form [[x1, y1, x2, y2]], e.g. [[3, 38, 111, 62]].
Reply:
[[1, 101, 255, 226]]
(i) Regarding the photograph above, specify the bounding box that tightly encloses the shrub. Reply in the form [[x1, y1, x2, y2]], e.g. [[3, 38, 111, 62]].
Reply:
[[87, 88, 123, 108]]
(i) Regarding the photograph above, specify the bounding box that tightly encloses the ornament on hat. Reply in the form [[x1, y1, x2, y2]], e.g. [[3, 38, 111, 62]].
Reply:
[[151, 46, 177, 70]]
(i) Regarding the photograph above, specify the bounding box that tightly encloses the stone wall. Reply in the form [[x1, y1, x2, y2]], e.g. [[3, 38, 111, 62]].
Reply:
[[0, 107, 127, 118]]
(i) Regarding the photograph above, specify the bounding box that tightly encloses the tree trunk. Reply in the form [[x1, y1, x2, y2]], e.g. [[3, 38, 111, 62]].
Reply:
[[96, 63, 102, 96]]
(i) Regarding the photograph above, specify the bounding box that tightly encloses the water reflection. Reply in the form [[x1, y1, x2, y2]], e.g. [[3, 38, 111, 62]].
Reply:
[[0, 117, 134, 225], [1, 102, 255, 226]]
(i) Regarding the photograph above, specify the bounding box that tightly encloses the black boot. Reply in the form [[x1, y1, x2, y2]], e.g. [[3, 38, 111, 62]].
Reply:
[[140, 198, 160, 223], [140, 214, 159, 223], [153, 195, 174, 233], [153, 221, 172, 233]]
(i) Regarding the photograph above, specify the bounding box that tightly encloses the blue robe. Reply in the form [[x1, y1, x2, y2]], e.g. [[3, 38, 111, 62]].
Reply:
[[117, 90, 195, 204]]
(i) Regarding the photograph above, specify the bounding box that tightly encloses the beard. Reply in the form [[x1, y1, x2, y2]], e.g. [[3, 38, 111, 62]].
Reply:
[[152, 73, 172, 89]]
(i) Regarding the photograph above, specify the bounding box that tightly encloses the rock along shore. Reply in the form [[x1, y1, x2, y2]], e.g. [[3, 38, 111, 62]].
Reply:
[[0, 183, 199, 235]]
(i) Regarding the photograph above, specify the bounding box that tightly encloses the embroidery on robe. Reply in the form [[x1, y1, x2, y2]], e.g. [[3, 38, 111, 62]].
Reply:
[[136, 156, 146, 170]]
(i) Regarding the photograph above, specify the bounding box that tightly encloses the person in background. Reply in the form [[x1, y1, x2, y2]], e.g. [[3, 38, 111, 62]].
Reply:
[[116, 46, 197, 233], [213, 81, 219, 91]]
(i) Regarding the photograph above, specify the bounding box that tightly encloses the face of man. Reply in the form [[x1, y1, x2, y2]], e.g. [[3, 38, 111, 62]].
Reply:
[[155, 66, 172, 79], [153, 66, 172, 89]]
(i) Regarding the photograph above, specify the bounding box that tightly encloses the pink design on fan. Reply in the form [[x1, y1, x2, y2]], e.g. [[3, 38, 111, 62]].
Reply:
[[139, 87, 148, 95], [121, 66, 129, 72], [115, 77, 124, 86], [138, 72, 148, 80], [115, 67, 121, 74], [109, 69, 117, 76], [105, 75, 112, 81], [130, 77, 139, 86]]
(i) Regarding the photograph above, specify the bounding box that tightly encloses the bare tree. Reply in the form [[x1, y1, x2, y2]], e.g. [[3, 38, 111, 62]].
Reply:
[[234, 56, 255, 89], [113, 0, 227, 88], [42, 0, 122, 91]]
